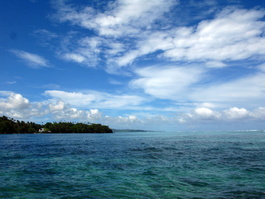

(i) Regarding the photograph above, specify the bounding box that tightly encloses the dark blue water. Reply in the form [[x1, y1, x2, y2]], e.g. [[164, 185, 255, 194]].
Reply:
[[0, 131, 265, 199]]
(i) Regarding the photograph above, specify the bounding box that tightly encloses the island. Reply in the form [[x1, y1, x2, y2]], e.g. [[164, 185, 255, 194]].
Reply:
[[0, 116, 113, 134]]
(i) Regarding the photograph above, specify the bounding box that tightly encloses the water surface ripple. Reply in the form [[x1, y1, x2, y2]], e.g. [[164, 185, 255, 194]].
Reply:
[[0, 131, 265, 198]]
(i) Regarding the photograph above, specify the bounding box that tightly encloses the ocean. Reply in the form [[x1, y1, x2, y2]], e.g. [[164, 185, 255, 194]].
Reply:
[[0, 131, 264, 199]]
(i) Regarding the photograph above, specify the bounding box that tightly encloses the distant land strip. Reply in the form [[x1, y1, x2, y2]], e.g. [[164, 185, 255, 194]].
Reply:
[[0, 116, 113, 134]]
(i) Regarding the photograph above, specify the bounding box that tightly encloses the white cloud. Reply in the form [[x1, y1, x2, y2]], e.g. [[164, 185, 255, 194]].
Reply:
[[130, 64, 265, 109], [194, 107, 220, 119], [48, 100, 65, 112], [131, 65, 203, 100], [50, 106, 102, 121], [44, 90, 146, 109], [112, 30, 176, 66], [199, 103, 216, 108], [1, 91, 265, 130], [106, 114, 137, 124], [163, 8, 265, 62], [180, 106, 265, 123], [129, 63, 265, 112], [53, 0, 177, 36], [223, 107, 250, 120], [0, 91, 30, 110], [114, 7, 265, 66], [78, 37, 102, 53], [0, 91, 147, 128], [45, 90, 96, 107], [10, 49, 49, 68], [190, 72, 265, 108], [62, 53, 86, 63], [0, 91, 47, 119], [51, 1, 265, 74], [58, 36, 105, 67], [0, 91, 102, 122], [252, 107, 265, 120], [49, 0, 168, 69], [182, 107, 220, 121], [51, 0, 178, 70], [115, 50, 140, 66]]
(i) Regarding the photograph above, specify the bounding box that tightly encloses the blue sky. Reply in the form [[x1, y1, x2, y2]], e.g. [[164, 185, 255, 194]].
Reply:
[[1, 0, 265, 131]]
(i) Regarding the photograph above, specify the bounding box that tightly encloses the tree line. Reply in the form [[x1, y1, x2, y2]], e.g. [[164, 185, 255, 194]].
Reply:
[[0, 116, 113, 134]]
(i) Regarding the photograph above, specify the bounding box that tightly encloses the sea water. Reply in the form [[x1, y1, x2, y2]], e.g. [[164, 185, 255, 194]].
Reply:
[[0, 131, 264, 199]]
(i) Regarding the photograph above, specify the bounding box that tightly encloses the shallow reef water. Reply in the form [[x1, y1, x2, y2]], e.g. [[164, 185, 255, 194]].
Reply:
[[0, 131, 265, 198]]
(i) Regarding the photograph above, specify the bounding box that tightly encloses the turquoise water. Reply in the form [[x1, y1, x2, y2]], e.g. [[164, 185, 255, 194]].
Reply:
[[0, 131, 265, 199]]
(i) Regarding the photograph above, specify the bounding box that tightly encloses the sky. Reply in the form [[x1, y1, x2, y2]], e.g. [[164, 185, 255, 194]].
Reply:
[[1, 0, 265, 131]]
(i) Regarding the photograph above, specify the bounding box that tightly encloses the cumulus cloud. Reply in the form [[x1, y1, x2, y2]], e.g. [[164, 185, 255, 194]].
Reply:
[[10, 49, 49, 68], [180, 106, 265, 123], [1, 91, 265, 130], [105, 114, 138, 126], [0, 91, 102, 122], [51, 106, 102, 121], [181, 107, 220, 122], [0, 91, 30, 110], [0, 91, 152, 128], [252, 107, 265, 120], [223, 107, 250, 120], [48, 100, 65, 112], [194, 107, 220, 119], [0, 91, 46, 119]]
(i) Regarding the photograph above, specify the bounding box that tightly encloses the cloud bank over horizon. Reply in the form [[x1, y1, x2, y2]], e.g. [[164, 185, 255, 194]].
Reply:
[[1, 91, 265, 131]]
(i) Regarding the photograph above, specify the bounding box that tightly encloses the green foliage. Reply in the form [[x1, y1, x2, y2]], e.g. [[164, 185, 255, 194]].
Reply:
[[0, 116, 113, 134], [46, 122, 112, 133], [0, 116, 41, 134]]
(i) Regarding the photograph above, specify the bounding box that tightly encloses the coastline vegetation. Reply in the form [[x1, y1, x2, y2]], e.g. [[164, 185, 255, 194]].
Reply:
[[0, 116, 113, 134]]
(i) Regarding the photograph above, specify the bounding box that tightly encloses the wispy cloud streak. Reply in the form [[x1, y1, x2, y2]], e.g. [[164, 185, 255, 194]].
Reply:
[[10, 49, 49, 68]]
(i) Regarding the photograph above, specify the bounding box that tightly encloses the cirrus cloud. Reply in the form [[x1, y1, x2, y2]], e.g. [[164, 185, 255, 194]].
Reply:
[[50, 1, 265, 76], [10, 49, 50, 68], [53, 0, 177, 36]]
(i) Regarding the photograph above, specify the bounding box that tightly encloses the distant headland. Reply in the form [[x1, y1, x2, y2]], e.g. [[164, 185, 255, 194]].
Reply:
[[0, 116, 113, 134]]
